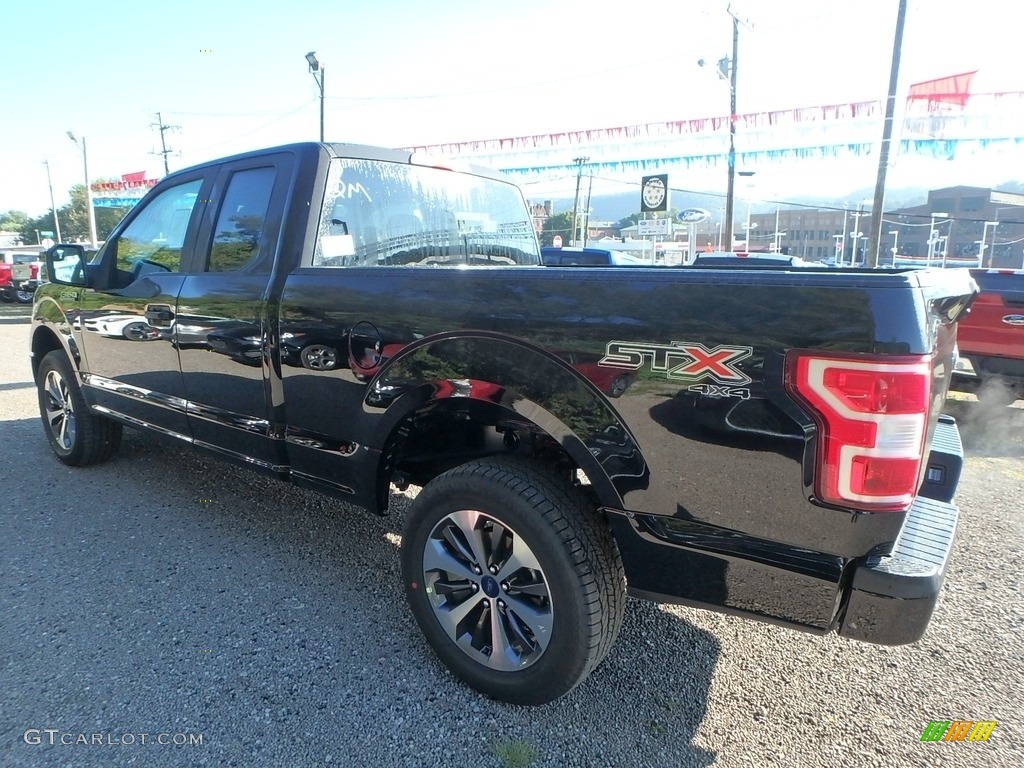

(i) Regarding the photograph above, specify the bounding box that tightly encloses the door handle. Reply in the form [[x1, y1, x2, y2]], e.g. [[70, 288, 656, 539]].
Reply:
[[145, 304, 174, 324]]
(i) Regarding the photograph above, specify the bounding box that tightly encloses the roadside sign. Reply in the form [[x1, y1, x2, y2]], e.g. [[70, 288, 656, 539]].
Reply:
[[553, 235, 563, 248], [640, 174, 669, 213], [677, 209, 710, 224], [638, 218, 671, 236]]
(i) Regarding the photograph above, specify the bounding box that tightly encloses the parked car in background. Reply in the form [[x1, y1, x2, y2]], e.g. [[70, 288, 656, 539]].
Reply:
[[690, 252, 819, 267], [951, 267, 1024, 404], [0, 251, 43, 303], [541, 246, 647, 266]]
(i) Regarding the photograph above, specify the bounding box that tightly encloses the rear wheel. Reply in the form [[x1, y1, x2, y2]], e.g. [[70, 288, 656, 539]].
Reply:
[[37, 350, 122, 466], [401, 456, 625, 705], [15, 287, 34, 303]]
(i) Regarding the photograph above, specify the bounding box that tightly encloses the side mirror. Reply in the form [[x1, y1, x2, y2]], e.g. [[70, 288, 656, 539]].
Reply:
[[46, 244, 88, 287]]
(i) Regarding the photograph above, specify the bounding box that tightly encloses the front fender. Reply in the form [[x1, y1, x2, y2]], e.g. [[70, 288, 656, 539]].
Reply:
[[365, 331, 650, 509], [30, 291, 84, 380]]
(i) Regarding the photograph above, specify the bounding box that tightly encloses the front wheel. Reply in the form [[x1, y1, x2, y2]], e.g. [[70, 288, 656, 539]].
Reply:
[[401, 457, 626, 705], [300, 343, 339, 370], [37, 350, 122, 466]]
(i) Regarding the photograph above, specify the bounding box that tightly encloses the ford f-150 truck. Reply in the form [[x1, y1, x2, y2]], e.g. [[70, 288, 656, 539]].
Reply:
[[30, 142, 978, 705], [951, 268, 1024, 405]]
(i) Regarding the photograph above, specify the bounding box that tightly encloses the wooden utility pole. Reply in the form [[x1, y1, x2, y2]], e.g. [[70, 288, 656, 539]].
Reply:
[[151, 112, 178, 175], [867, 0, 908, 267], [723, 15, 739, 252]]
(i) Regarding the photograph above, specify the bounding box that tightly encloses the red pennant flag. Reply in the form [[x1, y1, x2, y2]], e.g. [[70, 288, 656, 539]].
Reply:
[[908, 72, 977, 108]]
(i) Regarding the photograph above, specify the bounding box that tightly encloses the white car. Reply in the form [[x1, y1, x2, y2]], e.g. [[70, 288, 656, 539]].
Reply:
[[81, 314, 159, 340]]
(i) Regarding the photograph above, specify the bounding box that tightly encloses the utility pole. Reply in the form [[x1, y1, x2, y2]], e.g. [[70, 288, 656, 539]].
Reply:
[[583, 172, 594, 247], [722, 13, 739, 251], [571, 156, 588, 246], [42, 160, 62, 243], [151, 112, 178, 175], [867, 0, 908, 267]]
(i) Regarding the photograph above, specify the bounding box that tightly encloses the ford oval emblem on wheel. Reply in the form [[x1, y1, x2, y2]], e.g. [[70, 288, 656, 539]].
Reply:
[[1002, 314, 1024, 326]]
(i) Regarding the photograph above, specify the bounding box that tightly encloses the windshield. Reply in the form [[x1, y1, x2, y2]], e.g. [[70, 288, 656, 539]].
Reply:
[[313, 158, 539, 268]]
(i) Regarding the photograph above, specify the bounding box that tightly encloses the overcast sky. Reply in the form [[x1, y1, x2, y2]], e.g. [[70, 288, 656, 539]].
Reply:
[[2, 0, 1021, 216]]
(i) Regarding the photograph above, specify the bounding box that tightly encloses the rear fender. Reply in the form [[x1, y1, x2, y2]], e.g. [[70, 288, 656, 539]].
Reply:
[[365, 332, 649, 509]]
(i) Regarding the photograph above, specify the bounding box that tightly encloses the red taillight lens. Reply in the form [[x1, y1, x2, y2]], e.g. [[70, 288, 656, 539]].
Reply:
[[786, 353, 932, 512]]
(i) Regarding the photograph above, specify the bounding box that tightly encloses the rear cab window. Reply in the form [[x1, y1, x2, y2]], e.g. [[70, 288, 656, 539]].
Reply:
[[312, 158, 540, 268]]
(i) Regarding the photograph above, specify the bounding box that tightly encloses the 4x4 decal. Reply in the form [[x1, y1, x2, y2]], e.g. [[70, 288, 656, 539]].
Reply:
[[600, 340, 753, 387]]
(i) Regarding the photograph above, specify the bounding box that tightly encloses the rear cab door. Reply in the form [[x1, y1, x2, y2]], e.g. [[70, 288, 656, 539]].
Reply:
[[175, 151, 295, 471]]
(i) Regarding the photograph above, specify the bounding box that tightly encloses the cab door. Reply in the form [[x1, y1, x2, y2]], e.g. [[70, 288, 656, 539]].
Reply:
[[175, 154, 294, 472], [77, 173, 211, 441]]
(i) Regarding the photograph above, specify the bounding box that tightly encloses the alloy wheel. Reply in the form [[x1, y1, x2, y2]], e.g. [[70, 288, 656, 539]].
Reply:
[[43, 369, 76, 451], [422, 509, 552, 671]]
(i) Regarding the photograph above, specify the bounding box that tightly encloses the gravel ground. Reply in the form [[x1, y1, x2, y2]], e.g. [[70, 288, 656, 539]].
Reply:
[[1, 313, 1021, 768]]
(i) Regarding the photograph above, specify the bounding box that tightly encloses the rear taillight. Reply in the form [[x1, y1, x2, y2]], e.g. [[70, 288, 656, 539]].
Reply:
[[786, 352, 932, 512]]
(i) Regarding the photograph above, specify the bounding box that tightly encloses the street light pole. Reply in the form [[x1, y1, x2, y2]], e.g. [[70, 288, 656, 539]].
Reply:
[[927, 212, 948, 268], [838, 205, 848, 265], [988, 206, 1022, 267], [571, 156, 588, 247], [772, 204, 784, 252], [850, 231, 863, 265], [305, 51, 325, 142], [980, 220, 998, 267], [66, 132, 98, 249]]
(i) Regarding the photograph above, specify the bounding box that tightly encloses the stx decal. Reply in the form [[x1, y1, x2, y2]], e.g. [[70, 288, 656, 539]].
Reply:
[[600, 341, 753, 386]]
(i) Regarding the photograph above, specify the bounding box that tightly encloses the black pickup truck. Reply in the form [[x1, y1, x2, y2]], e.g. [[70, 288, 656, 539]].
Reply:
[[31, 142, 978, 705]]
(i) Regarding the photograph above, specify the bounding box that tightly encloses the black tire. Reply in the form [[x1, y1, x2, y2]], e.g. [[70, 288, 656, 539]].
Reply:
[[15, 288, 34, 304], [401, 456, 626, 705], [37, 350, 122, 466]]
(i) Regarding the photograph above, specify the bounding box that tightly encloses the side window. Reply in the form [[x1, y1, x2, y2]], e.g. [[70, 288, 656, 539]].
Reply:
[[115, 179, 203, 278], [208, 167, 277, 272]]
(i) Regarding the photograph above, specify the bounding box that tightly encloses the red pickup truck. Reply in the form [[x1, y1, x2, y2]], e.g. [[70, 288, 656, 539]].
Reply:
[[952, 268, 1024, 405], [0, 251, 43, 303]]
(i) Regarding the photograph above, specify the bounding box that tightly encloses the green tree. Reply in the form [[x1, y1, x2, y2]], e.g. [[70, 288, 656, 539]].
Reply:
[[0, 210, 31, 241], [19, 185, 128, 245], [539, 211, 574, 247], [615, 213, 641, 230]]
